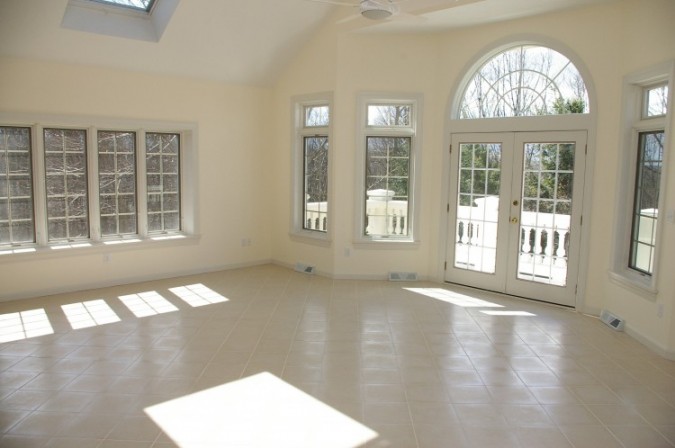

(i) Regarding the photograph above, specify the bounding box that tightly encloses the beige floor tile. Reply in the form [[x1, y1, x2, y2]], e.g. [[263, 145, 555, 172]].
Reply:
[[516, 427, 573, 448], [1, 389, 53, 411], [559, 425, 624, 448], [0, 434, 51, 448], [414, 423, 471, 448], [6, 412, 73, 437], [608, 424, 674, 448], [1, 266, 674, 448], [543, 404, 602, 426], [462, 426, 520, 448]]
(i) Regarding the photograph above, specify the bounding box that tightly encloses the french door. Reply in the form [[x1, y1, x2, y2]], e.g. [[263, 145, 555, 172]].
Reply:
[[445, 131, 586, 307]]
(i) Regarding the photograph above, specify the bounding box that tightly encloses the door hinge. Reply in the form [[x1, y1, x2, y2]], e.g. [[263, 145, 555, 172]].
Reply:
[[580, 215, 583, 226], [447, 203, 450, 213], [585, 144, 588, 155], [444, 261, 447, 270], [449, 144, 452, 154]]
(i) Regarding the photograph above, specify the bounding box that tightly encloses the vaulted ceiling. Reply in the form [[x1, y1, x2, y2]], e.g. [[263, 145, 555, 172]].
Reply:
[[0, 0, 619, 86]]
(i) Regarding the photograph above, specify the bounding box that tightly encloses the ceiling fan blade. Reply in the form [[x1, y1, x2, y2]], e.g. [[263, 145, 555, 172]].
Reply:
[[336, 12, 363, 24], [393, 12, 426, 22]]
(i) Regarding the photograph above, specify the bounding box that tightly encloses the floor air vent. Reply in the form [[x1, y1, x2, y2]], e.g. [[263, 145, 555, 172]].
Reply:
[[600, 309, 625, 331], [295, 263, 316, 275], [388, 272, 418, 282]]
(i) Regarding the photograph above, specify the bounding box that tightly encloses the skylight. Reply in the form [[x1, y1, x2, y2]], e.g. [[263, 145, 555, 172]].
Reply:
[[89, 0, 156, 12]]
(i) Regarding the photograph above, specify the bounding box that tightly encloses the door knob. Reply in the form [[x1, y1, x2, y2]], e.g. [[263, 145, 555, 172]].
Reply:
[[512, 200, 519, 206], [510, 217, 519, 224]]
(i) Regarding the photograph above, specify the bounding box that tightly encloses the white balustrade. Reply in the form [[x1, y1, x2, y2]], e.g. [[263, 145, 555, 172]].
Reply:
[[453, 197, 572, 285], [304, 201, 328, 231]]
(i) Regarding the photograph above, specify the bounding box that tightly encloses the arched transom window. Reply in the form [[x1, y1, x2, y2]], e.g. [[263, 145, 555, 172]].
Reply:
[[460, 45, 589, 119]]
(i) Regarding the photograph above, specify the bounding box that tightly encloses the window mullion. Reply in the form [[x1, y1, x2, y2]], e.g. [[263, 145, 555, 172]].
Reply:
[[137, 130, 148, 238], [33, 125, 48, 246], [88, 126, 101, 242]]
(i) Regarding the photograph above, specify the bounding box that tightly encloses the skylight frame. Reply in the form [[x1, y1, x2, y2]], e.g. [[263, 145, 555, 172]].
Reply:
[[88, 0, 156, 13]]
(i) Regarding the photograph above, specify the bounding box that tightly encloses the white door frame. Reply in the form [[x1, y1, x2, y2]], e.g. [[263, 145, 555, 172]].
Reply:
[[438, 115, 596, 311]]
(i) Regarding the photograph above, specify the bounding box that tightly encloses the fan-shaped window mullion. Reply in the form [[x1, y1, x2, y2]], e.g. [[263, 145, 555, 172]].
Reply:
[[460, 45, 589, 119]]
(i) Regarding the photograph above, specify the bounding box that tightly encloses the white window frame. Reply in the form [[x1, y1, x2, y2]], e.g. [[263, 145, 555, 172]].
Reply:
[[610, 61, 674, 296], [290, 93, 332, 244], [0, 112, 198, 259], [355, 93, 423, 246]]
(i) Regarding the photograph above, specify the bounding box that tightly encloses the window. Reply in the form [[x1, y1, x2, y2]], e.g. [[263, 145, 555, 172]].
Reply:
[[98, 131, 137, 237], [629, 131, 664, 275], [612, 62, 673, 293], [292, 94, 331, 240], [62, 0, 179, 42], [644, 84, 668, 118], [460, 45, 589, 119], [357, 95, 421, 243], [0, 127, 34, 245], [88, 0, 155, 12], [44, 128, 89, 242], [146, 133, 180, 233], [0, 115, 193, 256]]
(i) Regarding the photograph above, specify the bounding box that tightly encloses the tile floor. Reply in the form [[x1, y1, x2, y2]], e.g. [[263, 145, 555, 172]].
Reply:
[[1, 264, 674, 447]]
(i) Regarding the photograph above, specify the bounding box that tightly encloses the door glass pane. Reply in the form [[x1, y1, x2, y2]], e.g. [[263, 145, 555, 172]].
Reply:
[[518, 142, 574, 286], [454, 143, 501, 273]]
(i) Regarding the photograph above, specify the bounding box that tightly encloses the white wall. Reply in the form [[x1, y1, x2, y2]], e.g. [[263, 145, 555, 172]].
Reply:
[[272, 0, 675, 355], [0, 57, 273, 299]]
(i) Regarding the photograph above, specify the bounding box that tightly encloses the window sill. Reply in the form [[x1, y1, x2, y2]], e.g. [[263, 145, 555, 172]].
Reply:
[[289, 231, 332, 248], [0, 233, 200, 263], [608, 270, 658, 301], [353, 238, 421, 250]]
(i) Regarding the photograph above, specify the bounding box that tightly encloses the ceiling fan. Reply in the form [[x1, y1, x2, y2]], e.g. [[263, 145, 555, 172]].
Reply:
[[306, 0, 408, 21]]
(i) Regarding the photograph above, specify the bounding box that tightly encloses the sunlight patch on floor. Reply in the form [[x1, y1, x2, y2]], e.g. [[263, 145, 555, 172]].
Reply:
[[119, 291, 178, 317], [480, 310, 536, 316], [405, 287, 504, 308], [169, 283, 229, 307], [0, 308, 53, 342], [145, 372, 379, 448], [61, 299, 121, 329]]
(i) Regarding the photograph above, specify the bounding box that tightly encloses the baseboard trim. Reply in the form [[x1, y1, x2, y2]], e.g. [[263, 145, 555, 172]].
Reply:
[[0, 259, 272, 303], [625, 325, 675, 361]]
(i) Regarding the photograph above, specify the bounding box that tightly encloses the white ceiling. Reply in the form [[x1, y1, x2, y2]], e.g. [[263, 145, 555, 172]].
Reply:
[[0, 0, 618, 86]]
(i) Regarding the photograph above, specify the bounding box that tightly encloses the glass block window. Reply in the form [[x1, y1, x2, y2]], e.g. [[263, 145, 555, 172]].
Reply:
[[629, 131, 664, 275], [98, 131, 137, 236], [0, 127, 34, 245], [44, 129, 89, 242], [146, 132, 180, 233], [460, 45, 589, 119], [89, 0, 155, 12]]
